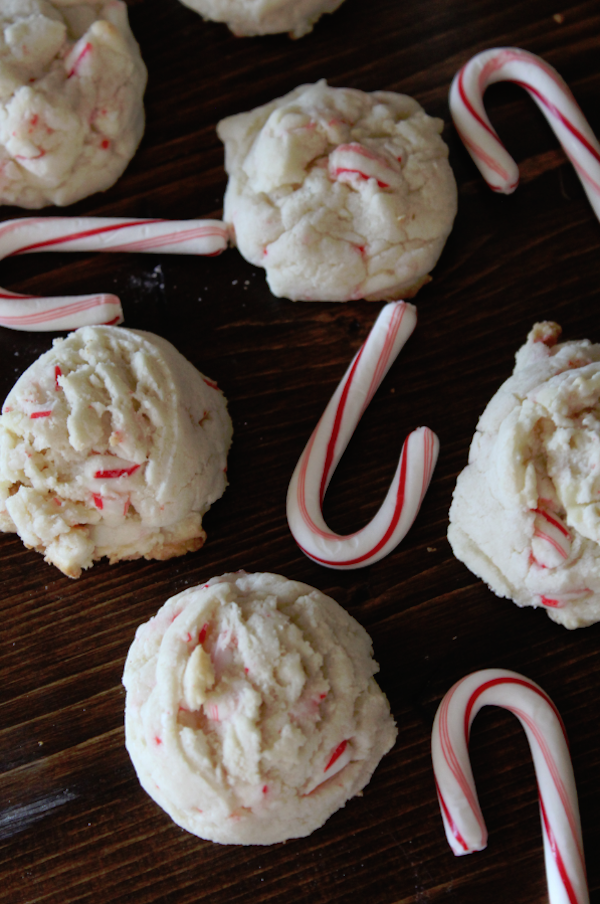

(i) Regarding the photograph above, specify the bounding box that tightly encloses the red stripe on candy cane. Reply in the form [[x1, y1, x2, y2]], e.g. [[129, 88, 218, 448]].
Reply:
[[449, 47, 600, 222], [6, 220, 164, 256], [433, 776, 471, 853], [534, 529, 569, 558], [534, 507, 570, 538], [319, 344, 365, 505], [431, 669, 589, 904], [531, 506, 571, 567], [540, 797, 583, 904], [0, 216, 228, 332], [286, 302, 439, 570]]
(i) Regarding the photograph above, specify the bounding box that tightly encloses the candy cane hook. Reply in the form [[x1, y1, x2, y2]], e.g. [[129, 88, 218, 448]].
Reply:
[[286, 301, 439, 569], [0, 216, 228, 331], [432, 669, 589, 904], [450, 47, 600, 222]]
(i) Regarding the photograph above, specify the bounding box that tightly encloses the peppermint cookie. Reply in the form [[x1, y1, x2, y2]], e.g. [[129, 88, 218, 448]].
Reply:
[[217, 80, 457, 302], [123, 572, 397, 844], [448, 322, 600, 629], [177, 0, 345, 37], [0, 0, 147, 208], [0, 326, 232, 577]]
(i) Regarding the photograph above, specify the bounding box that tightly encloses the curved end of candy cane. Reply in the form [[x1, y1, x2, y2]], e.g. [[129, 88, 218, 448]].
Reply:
[[432, 669, 589, 904], [0, 292, 124, 332], [286, 425, 440, 570], [449, 58, 520, 195], [451, 47, 600, 221]]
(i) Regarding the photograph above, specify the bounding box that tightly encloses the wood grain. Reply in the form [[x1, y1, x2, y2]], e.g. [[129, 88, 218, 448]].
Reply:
[[0, 0, 599, 902]]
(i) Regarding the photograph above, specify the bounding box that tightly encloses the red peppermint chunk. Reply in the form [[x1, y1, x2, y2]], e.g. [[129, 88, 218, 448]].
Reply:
[[540, 596, 563, 609], [67, 41, 93, 78], [328, 143, 401, 191], [198, 623, 210, 645], [332, 166, 389, 188], [94, 464, 140, 479], [324, 739, 348, 772]]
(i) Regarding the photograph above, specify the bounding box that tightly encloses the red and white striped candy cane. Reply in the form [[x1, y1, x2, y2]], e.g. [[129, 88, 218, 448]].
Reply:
[[0, 216, 228, 331], [449, 47, 600, 222], [286, 301, 439, 569], [432, 669, 589, 904]]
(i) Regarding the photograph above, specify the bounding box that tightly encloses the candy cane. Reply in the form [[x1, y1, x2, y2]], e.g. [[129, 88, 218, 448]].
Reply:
[[431, 669, 589, 904], [531, 505, 572, 569], [286, 301, 439, 569], [0, 216, 228, 331], [449, 47, 600, 222]]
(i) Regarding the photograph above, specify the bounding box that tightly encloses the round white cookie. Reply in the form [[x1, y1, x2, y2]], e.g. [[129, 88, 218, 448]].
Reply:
[[217, 80, 457, 302], [177, 0, 346, 38], [123, 571, 397, 844], [448, 322, 600, 629], [0, 0, 147, 208], [0, 326, 232, 577]]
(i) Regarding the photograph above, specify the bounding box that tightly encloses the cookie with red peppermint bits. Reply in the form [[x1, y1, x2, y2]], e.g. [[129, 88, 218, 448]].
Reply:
[[0, 0, 146, 208], [0, 326, 232, 577], [449, 322, 600, 629], [217, 80, 457, 302], [123, 572, 397, 844], [177, 0, 346, 38]]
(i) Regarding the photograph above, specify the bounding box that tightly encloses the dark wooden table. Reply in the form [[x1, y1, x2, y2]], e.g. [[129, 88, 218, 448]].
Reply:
[[0, 1, 599, 901]]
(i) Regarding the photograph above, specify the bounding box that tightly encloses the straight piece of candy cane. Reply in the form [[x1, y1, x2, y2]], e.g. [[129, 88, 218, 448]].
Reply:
[[286, 301, 439, 569], [449, 47, 600, 222], [0, 216, 228, 331], [431, 669, 589, 904], [0, 289, 123, 332]]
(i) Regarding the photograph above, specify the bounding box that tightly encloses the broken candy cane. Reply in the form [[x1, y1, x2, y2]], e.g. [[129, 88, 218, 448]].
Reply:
[[0, 216, 228, 331], [328, 144, 403, 190], [286, 301, 439, 569], [449, 47, 600, 222], [431, 668, 589, 904], [531, 505, 571, 569]]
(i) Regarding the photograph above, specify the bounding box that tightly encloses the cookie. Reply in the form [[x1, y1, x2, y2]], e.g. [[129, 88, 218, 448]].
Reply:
[[217, 80, 457, 302], [0, 0, 147, 208], [0, 326, 232, 577], [177, 0, 346, 38], [123, 572, 397, 844], [448, 322, 600, 629]]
